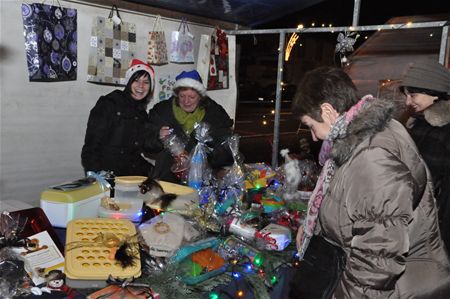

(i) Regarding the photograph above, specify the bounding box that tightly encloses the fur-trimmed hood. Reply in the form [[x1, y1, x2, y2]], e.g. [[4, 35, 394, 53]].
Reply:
[[423, 100, 450, 127], [331, 97, 396, 166], [406, 100, 450, 129]]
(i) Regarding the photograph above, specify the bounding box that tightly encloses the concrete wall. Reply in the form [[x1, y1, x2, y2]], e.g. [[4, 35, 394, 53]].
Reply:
[[0, 0, 237, 206]]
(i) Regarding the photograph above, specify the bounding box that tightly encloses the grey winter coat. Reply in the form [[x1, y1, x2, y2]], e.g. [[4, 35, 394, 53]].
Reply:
[[319, 98, 450, 298]]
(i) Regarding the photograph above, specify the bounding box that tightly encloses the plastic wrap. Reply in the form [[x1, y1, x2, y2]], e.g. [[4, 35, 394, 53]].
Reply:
[[279, 149, 319, 202], [162, 131, 190, 182], [188, 123, 213, 190], [0, 212, 33, 298]]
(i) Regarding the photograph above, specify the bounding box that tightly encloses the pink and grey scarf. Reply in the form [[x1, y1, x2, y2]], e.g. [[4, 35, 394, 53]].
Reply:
[[298, 95, 375, 259]]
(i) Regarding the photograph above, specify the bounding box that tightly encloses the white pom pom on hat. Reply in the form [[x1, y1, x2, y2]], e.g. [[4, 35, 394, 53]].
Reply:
[[125, 59, 155, 93], [173, 70, 207, 96]]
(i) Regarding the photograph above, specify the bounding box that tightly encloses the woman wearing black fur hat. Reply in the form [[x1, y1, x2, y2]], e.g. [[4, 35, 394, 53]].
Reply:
[[399, 59, 450, 254]]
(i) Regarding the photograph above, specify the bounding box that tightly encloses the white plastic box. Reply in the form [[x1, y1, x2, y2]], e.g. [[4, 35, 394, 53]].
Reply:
[[40, 182, 107, 228]]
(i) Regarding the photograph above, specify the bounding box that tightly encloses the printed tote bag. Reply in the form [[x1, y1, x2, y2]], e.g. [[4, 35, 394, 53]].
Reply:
[[147, 15, 168, 65]]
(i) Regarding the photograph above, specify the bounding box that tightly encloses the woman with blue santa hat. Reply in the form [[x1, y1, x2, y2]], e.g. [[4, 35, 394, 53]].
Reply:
[[146, 69, 234, 182]]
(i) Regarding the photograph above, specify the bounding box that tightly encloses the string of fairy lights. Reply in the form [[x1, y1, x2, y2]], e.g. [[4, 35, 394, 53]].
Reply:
[[207, 251, 300, 298]]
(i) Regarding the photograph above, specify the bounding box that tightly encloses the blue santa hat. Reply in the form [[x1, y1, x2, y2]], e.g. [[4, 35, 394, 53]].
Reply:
[[173, 70, 207, 96]]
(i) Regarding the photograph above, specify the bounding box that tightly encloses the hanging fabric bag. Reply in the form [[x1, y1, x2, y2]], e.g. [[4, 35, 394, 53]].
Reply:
[[169, 18, 195, 64], [21, 1, 77, 81], [87, 5, 137, 85], [147, 15, 168, 65]]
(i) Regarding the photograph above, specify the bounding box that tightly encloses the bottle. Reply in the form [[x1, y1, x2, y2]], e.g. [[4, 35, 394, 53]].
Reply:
[[188, 149, 203, 190]]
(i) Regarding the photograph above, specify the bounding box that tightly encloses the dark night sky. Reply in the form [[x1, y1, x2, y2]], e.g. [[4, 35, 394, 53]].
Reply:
[[261, 0, 450, 29]]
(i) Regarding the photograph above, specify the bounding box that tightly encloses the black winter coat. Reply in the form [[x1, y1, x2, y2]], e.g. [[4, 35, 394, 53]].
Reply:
[[146, 97, 234, 181], [81, 90, 152, 176], [407, 100, 450, 253]]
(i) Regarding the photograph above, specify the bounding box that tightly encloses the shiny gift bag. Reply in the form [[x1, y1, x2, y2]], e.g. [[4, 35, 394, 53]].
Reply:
[[147, 15, 168, 65], [21, 2, 77, 81], [169, 18, 195, 64]]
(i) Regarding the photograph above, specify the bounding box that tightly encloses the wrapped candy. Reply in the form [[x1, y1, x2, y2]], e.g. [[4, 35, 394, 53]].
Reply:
[[244, 163, 276, 190], [278, 149, 319, 201], [255, 223, 292, 251], [162, 130, 190, 182], [214, 186, 242, 216], [218, 236, 262, 266], [225, 216, 257, 241], [222, 135, 245, 187], [188, 122, 213, 190], [0, 212, 34, 299], [216, 135, 246, 214]]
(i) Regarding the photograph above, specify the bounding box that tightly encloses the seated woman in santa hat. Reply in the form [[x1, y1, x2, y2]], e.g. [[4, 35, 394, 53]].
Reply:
[[81, 59, 155, 176], [146, 69, 234, 183]]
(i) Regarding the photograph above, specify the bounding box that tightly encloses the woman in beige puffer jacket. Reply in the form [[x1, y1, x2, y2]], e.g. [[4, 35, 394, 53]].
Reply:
[[293, 66, 450, 298]]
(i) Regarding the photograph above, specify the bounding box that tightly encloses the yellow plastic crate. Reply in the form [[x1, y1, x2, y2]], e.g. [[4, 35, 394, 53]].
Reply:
[[65, 218, 141, 284]]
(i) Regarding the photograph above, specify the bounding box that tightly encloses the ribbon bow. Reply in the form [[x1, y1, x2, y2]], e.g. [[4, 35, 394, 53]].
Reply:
[[88, 276, 156, 299], [86, 170, 113, 192]]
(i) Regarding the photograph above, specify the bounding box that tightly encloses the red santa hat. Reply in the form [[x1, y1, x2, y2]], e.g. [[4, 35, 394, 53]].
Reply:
[[125, 59, 155, 93]]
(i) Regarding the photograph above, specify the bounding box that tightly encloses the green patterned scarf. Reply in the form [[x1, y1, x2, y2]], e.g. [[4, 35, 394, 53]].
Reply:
[[172, 100, 205, 135]]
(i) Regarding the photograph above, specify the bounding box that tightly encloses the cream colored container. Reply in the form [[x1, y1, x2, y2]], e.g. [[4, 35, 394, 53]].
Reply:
[[40, 182, 107, 228]]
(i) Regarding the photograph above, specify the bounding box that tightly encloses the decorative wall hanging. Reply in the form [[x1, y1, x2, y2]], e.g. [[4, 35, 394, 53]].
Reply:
[[157, 73, 176, 102], [207, 27, 229, 90], [169, 18, 195, 64], [21, 2, 77, 82], [87, 5, 136, 85], [196, 34, 211, 86], [147, 15, 168, 65]]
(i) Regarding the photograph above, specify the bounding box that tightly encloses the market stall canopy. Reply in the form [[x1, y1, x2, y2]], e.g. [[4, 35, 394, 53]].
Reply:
[[124, 0, 324, 27]]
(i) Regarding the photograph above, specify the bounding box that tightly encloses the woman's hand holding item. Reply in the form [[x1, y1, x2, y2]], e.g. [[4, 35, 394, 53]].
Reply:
[[159, 126, 171, 140]]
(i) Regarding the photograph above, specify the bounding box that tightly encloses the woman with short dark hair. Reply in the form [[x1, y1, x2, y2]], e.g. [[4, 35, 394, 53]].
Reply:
[[292, 66, 450, 298]]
